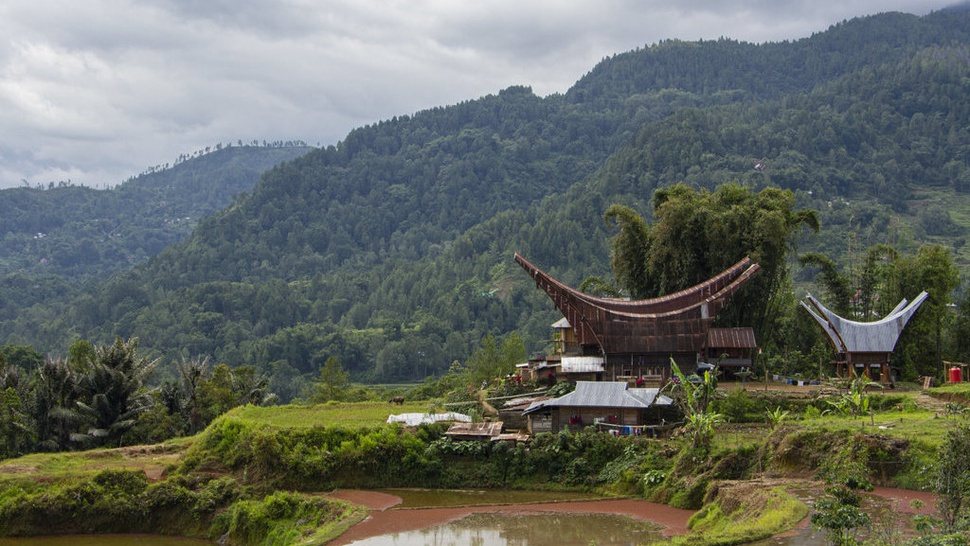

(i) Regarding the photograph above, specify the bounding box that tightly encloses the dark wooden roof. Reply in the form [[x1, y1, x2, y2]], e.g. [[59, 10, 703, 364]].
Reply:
[[514, 253, 759, 355], [707, 327, 757, 349]]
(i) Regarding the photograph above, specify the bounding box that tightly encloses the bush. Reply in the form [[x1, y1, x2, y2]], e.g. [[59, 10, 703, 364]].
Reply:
[[715, 389, 759, 423]]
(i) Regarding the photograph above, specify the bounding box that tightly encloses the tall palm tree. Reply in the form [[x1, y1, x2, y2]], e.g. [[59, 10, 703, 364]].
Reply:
[[75, 337, 157, 447], [29, 358, 84, 451]]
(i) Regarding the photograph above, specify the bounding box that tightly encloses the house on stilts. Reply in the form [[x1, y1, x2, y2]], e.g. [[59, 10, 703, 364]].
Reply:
[[513, 252, 760, 386], [799, 291, 928, 384]]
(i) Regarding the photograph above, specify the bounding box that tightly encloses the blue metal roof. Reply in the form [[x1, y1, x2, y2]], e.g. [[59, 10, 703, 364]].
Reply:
[[523, 381, 673, 415]]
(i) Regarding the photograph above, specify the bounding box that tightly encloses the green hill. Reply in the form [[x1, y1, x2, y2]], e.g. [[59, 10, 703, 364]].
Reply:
[[0, 145, 312, 323], [3, 8, 970, 399]]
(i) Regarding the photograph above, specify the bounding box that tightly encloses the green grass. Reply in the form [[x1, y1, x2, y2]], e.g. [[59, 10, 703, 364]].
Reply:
[[0, 439, 189, 482], [656, 486, 808, 546], [927, 382, 970, 401], [225, 400, 433, 428], [798, 409, 959, 449]]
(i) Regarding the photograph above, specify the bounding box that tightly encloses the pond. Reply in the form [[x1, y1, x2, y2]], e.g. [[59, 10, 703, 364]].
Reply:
[[0, 486, 932, 546], [327, 488, 697, 545], [344, 512, 667, 545]]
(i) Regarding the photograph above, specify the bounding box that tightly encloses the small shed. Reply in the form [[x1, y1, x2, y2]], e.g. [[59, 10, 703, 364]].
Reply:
[[499, 394, 552, 430], [704, 327, 758, 376], [522, 381, 676, 435], [445, 421, 504, 441]]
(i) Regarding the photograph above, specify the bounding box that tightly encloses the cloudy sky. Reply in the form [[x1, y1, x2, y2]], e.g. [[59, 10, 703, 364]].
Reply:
[[0, 0, 957, 189]]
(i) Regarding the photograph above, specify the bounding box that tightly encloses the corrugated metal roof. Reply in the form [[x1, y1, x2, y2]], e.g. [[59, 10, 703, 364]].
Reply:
[[801, 292, 928, 353], [445, 421, 504, 438], [523, 381, 673, 415], [707, 327, 757, 348], [561, 356, 605, 373]]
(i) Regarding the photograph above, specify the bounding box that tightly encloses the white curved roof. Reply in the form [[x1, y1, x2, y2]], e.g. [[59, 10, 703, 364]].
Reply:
[[799, 291, 928, 353]]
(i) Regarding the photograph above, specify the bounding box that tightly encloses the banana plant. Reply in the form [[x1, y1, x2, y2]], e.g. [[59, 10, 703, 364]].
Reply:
[[665, 358, 724, 450]]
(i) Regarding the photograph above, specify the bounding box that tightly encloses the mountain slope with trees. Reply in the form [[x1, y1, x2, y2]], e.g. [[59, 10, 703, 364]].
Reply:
[[3, 8, 970, 400], [0, 145, 312, 337], [0, 144, 313, 281]]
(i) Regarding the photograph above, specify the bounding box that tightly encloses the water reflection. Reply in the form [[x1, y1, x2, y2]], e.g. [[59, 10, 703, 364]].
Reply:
[[387, 488, 602, 508], [347, 512, 666, 546]]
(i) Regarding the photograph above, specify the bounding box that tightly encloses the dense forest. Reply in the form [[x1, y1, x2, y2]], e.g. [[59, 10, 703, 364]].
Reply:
[[0, 144, 312, 280], [3, 8, 970, 402]]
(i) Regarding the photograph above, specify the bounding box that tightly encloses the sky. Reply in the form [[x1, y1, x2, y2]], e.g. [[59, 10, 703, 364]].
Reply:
[[0, 0, 958, 190]]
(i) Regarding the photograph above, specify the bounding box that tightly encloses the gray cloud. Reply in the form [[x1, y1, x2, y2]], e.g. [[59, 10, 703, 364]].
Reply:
[[0, 0, 955, 188]]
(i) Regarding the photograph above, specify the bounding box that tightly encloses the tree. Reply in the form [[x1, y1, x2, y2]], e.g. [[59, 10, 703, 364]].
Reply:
[[230, 365, 274, 406], [28, 358, 83, 451], [604, 204, 654, 299], [310, 356, 350, 403], [604, 184, 818, 348], [463, 332, 526, 389], [889, 245, 959, 379], [0, 345, 45, 373], [798, 252, 855, 317], [936, 424, 970, 533], [664, 359, 723, 451], [177, 355, 209, 433], [74, 337, 157, 447], [67, 338, 96, 370], [0, 387, 28, 459]]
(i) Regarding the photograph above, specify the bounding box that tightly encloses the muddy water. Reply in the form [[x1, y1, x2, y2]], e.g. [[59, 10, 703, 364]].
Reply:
[[327, 489, 696, 545], [345, 512, 667, 545], [0, 487, 936, 546], [330, 486, 939, 546]]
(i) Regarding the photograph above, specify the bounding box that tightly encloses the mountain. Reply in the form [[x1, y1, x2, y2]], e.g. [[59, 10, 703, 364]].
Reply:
[[0, 145, 313, 281], [3, 8, 970, 399]]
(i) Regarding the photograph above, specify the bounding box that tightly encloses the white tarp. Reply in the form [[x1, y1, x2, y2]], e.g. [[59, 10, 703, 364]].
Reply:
[[386, 412, 472, 426]]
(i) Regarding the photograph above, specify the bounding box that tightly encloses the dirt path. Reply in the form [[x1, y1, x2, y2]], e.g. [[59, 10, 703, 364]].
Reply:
[[324, 490, 695, 545], [915, 392, 951, 413]]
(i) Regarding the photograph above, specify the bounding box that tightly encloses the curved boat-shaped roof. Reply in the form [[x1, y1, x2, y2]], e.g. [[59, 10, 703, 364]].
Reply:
[[515, 254, 756, 315], [514, 253, 760, 354], [799, 291, 928, 354]]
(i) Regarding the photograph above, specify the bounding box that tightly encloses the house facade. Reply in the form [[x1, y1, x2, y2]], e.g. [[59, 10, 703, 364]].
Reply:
[[515, 252, 760, 384], [522, 381, 677, 435], [800, 291, 928, 383]]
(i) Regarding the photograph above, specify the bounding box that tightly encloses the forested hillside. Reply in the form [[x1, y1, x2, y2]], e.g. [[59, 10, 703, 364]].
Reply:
[[0, 145, 312, 314], [3, 8, 970, 400]]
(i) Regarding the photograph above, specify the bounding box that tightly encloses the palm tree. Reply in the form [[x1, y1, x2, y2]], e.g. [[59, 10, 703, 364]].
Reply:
[[29, 358, 84, 451], [74, 338, 157, 447]]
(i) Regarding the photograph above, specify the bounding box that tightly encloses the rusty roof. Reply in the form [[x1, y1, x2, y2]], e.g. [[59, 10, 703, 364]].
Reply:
[[445, 421, 504, 438]]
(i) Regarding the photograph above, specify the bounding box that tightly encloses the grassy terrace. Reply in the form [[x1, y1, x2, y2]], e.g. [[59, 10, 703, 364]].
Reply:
[[0, 439, 190, 482], [0, 385, 970, 544], [5, 388, 967, 483], [227, 400, 431, 428]]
